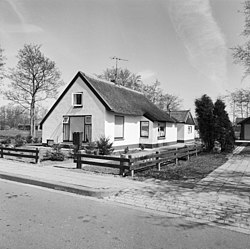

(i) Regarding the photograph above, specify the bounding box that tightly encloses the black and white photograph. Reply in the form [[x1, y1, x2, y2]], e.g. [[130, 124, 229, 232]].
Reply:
[[0, 0, 250, 248]]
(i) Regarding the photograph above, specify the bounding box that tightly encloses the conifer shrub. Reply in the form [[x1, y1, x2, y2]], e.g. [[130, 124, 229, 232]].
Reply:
[[96, 136, 114, 155]]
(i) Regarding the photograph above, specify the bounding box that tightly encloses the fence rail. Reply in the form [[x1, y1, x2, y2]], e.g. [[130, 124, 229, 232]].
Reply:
[[0, 147, 39, 164], [75, 145, 202, 176]]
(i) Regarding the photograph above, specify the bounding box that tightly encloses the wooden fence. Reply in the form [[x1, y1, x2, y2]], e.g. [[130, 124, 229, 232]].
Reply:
[[0, 147, 40, 164], [75, 145, 202, 177], [75, 153, 131, 175]]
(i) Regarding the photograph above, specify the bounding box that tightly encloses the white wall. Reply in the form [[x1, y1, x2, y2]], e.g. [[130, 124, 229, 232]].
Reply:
[[177, 124, 184, 141], [105, 112, 142, 147], [183, 124, 195, 141], [42, 76, 105, 143]]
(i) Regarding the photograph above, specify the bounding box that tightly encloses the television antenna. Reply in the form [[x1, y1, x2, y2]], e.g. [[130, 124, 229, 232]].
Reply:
[[110, 56, 128, 83]]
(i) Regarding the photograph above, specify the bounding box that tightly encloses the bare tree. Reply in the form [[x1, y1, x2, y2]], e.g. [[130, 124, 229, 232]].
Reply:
[[0, 46, 5, 82], [232, 1, 250, 79], [97, 67, 142, 91], [223, 88, 250, 122], [4, 44, 64, 137], [98, 68, 182, 112]]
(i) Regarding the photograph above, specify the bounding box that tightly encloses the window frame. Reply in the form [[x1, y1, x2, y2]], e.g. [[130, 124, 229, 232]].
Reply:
[[158, 122, 166, 139], [72, 92, 83, 107], [188, 125, 193, 134], [114, 115, 124, 140], [140, 121, 149, 138], [62, 116, 69, 124]]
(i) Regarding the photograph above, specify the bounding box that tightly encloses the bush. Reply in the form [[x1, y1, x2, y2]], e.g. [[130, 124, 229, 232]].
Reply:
[[26, 135, 33, 143], [43, 144, 65, 161], [1, 137, 11, 145], [15, 134, 26, 147], [96, 136, 114, 155]]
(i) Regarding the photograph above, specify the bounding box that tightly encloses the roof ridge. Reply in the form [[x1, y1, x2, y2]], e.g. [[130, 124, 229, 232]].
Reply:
[[80, 71, 144, 95]]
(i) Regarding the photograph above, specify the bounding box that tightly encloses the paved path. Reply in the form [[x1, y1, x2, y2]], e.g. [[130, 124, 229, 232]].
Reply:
[[0, 147, 250, 235], [105, 154, 250, 235]]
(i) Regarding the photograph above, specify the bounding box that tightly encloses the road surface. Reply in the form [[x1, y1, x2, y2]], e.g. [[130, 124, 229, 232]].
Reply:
[[0, 179, 249, 249]]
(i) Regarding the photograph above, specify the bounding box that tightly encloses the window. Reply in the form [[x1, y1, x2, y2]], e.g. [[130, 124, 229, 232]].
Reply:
[[73, 93, 83, 107], [188, 126, 192, 134], [62, 116, 69, 123], [140, 121, 149, 137], [115, 115, 124, 139], [158, 122, 166, 138], [85, 116, 92, 124]]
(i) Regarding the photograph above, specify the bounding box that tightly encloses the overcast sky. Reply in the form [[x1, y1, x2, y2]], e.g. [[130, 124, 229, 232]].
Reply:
[[0, 0, 247, 114]]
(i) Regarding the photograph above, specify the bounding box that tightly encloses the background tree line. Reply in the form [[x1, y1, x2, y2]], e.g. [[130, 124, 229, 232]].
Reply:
[[97, 68, 183, 112], [0, 44, 183, 138]]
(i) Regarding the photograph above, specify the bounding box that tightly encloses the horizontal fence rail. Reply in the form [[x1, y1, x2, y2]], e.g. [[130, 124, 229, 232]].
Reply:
[[74, 153, 131, 175], [0, 147, 40, 164], [74, 145, 202, 177]]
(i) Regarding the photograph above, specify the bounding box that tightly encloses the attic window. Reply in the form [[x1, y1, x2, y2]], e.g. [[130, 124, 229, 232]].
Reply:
[[188, 126, 192, 134], [73, 93, 83, 107]]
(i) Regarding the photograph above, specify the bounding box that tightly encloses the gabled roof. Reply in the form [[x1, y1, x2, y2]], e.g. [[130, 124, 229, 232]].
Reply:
[[236, 117, 245, 124], [170, 110, 195, 125], [40, 71, 175, 128], [238, 117, 250, 124]]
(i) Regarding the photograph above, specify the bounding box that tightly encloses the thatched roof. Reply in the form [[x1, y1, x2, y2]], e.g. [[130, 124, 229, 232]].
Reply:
[[170, 110, 195, 125], [40, 71, 175, 128]]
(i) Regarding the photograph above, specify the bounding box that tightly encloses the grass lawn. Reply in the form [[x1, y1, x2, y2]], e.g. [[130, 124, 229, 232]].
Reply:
[[0, 129, 30, 138], [134, 152, 229, 184]]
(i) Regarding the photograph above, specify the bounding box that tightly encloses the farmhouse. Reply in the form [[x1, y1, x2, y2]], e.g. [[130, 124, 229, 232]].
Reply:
[[40, 71, 177, 149], [169, 110, 195, 143]]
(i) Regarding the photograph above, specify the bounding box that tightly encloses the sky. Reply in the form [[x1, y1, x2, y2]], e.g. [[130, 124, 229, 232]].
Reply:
[[0, 0, 247, 115]]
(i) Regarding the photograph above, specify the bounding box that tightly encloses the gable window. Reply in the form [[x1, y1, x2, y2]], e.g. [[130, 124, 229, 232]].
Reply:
[[115, 115, 124, 139], [140, 121, 149, 138], [73, 93, 83, 107], [158, 122, 166, 138]]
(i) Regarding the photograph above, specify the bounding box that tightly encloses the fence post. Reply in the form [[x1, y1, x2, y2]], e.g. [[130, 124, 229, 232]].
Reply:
[[76, 152, 82, 169], [156, 151, 160, 171], [195, 145, 198, 156], [175, 148, 178, 164], [35, 148, 39, 164], [128, 155, 134, 177], [120, 154, 125, 175], [0, 147, 3, 158], [187, 147, 190, 161]]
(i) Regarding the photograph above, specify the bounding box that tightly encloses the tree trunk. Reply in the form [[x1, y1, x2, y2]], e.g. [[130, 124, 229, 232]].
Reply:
[[30, 101, 36, 138]]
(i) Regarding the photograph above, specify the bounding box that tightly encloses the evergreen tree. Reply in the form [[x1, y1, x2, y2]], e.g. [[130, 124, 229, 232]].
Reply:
[[195, 94, 215, 151], [213, 99, 235, 152]]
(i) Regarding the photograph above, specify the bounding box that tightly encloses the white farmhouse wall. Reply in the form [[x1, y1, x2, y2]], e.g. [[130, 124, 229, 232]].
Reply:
[[177, 124, 184, 141], [105, 112, 141, 148], [183, 124, 195, 141], [150, 122, 177, 147], [42, 77, 105, 143]]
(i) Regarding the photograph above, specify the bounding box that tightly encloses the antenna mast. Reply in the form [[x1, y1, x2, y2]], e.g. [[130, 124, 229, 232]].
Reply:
[[110, 56, 128, 83]]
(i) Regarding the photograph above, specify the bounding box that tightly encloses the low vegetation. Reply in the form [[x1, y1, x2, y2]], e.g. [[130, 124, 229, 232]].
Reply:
[[134, 152, 228, 183]]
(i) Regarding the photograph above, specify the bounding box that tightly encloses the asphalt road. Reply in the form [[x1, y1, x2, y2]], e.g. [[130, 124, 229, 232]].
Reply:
[[0, 179, 249, 249]]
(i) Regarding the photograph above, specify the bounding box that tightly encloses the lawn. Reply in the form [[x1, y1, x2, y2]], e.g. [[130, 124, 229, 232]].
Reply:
[[134, 152, 228, 184], [0, 129, 42, 139]]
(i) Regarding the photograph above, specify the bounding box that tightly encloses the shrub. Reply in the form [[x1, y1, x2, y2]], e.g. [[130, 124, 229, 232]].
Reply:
[[26, 135, 33, 143], [1, 137, 11, 145], [96, 136, 114, 155], [43, 144, 65, 161], [15, 134, 26, 147], [124, 146, 129, 154]]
